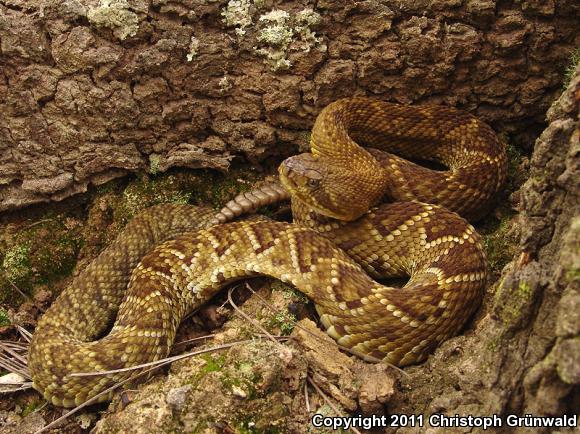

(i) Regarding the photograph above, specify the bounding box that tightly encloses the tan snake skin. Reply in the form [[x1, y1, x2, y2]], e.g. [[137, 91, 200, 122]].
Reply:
[[283, 97, 506, 221], [28, 98, 505, 408], [214, 98, 507, 224]]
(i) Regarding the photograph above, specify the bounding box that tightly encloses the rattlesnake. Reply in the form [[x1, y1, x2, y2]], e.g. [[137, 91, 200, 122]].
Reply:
[[28, 97, 506, 408]]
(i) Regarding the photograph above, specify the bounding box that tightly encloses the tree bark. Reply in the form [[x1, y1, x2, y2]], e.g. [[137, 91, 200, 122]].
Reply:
[[1, 0, 578, 210]]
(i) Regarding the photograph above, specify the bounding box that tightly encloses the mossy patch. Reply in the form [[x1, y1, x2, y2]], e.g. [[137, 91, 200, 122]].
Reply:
[[99, 167, 261, 232], [0, 217, 83, 305], [191, 169, 259, 210], [215, 345, 271, 401], [113, 175, 192, 222], [200, 353, 227, 376], [2, 243, 31, 283], [562, 47, 580, 89], [480, 213, 519, 278], [243, 281, 310, 336], [565, 267, 580, 284], [265, 310, 296, 334], [504, 140, 527, 194], [20, 399, 43, 417], [0, 166, 263, 308], [492, 276, 536, 331], [271, 280, 308, 304], [0, 307, 10, 326], [477, 137, 525, 279], [185, 353, 228, 394], [184, 340, 285, 415]]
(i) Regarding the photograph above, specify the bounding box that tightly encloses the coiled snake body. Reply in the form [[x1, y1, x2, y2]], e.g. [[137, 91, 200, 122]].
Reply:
[[29, 98, 506, 407]]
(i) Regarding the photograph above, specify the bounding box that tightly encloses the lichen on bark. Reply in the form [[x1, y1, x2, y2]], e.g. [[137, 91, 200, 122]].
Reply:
[[1, 0, 578, 211]]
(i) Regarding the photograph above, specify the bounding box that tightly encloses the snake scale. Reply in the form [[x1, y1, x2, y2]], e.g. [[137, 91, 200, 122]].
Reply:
[[28, 97, 507, 408]]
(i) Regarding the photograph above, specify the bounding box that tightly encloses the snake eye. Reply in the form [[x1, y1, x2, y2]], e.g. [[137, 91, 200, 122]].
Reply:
[[307, 178, 320, 189]]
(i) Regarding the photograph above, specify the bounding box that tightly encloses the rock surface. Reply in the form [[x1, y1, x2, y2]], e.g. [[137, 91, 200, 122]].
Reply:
[[1, 0, 579, 210]]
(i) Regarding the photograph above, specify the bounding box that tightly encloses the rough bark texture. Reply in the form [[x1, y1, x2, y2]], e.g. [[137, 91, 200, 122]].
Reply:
[[1, 0, 578, 211]]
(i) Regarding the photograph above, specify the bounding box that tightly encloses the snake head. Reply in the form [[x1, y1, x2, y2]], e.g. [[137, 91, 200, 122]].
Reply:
[[279, 153, 384, 221]]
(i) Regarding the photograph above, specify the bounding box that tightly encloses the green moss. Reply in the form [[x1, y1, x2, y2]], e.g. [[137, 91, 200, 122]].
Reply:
[[486, 334, 500, 352], [0, 218, 83, 304], [188, 353, 226, 386], [188, 168, 262, 210], [36, 230, 82, 285], [219, 363, 260, 399], [0, 308, 10, 326], [502, 281, 532, 324], [20, 401, 42, 417], [478, 140, 523, 273], [109, 167, 262, 221], [189, 419, 212, 434], [212, 344, 274, 400], [475, 138, 524, 281], [481, 213, 518, 277], [98, 164, 262, 233], [149, 154, 161, 175], [2, 243, 32, 283], [563, 47, 580, 89], [504, 141, 526, 193], [200, 353, 226, 374], [94, 176, 126, 195], [271, 281, 309, 304], [112, 174, 192, 224], [0, 166, 263, 307], [565, 267, 580, 284], [495, 279, 534, 327], [266, 310, 296, 334]]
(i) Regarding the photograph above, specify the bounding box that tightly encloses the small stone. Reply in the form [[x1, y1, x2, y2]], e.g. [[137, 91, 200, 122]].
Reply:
[[231, 385, 247, 398], [0, 373, 28, 393], [166, 385, 192, 411]]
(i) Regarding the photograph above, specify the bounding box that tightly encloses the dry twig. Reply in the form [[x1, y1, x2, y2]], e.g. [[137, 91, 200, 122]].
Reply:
[[0, 340, 30, 380], [227, 285, 285, 349]]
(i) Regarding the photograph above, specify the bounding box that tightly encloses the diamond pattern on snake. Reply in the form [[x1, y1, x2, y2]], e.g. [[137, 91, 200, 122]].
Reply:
[[29, 97, 507, 407]]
